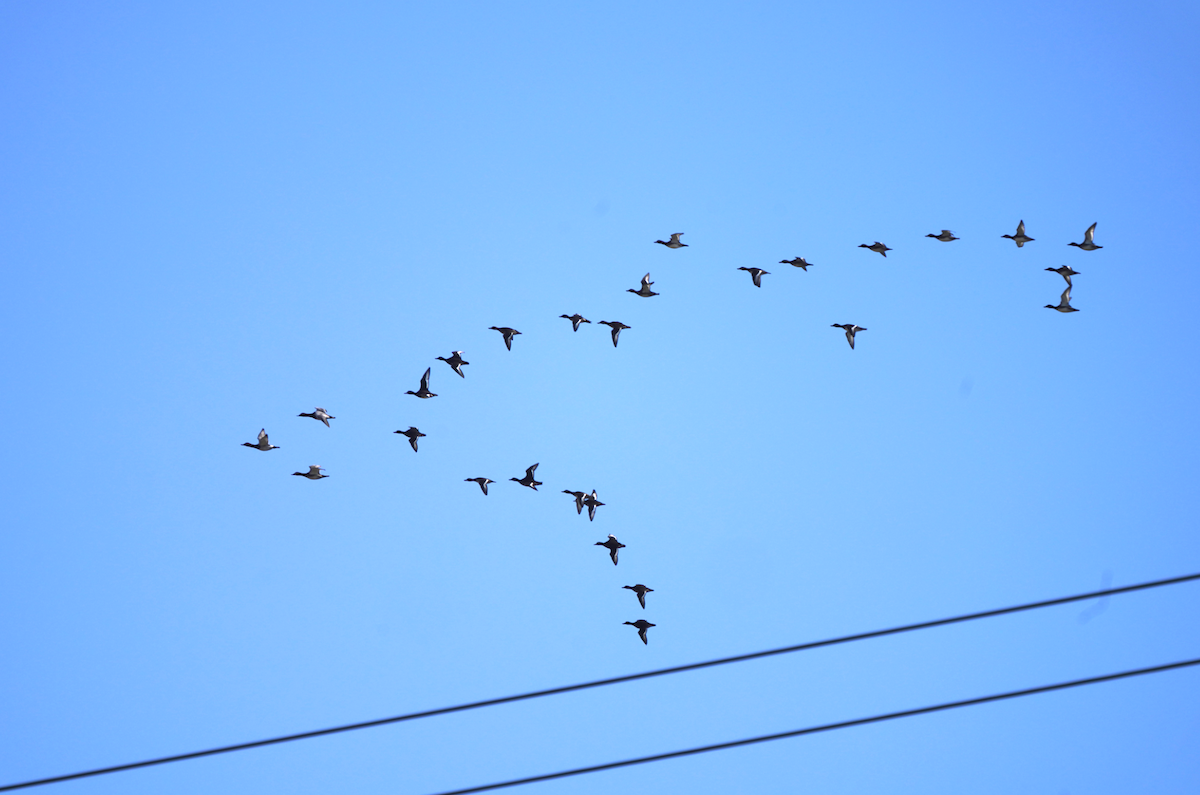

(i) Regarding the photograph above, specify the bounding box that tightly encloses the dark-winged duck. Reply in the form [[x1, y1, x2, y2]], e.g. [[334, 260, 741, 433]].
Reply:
[[831, 323, 867, 350], [623, 584, 653, 609], [859, 242, 891, 257], [1045, 265, 1080, 287], [780, 257, 813, 270], [563, 490, 587, 515], [737, 267, 769, 287], [584, 490, 604, 521], [435, 351, 469, 378], [1068, 222, 1102, 251], [596, 534, 625, 565], [511, 463, 542, 490], [242, 429, 279, 451], [1045, 286, 1079, 313], [394, 426, 426, 452], [926, 230, 959, 242], [463, 480, 492, 499], [628, 273, 659, 297], [465, 477, 494, 495], [654, 233, 687, 248], [560, 314, 591, 332], [624, 619, 655, 645], [598, 321, 630, 348], [292, 465, 328, 480], [1002, 220, 1034, 247], [406, 368, 437, 399], [489, 326, 522, 350], [299, 407, 335, 427]]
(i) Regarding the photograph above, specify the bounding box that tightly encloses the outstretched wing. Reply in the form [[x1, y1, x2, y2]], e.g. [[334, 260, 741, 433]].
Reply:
[[1084, 222, 1096, 244]]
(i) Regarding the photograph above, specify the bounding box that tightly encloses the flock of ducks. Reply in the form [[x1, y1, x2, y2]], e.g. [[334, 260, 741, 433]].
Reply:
[[243, 220, 1102, 646]]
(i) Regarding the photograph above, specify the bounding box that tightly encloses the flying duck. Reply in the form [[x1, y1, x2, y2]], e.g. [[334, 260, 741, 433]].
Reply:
[[596, 534, 625, 565], [623, 584, 653, 609], [598, 321, 630, 348], [1045, 286, 1079, 313], [511, 463, 542, 490], [435, 351, 469, 378], [628, 273, 659, 297], [737, 267, 769, 287], [624, 619, 655, 645], [465, 477, 494, 495], [831, 323, 866, 350], [560, 314, 591, 332], [406, 368, 437, 399], [926, 230, 959, 242], [563, 490, 587, 515], [298, 407, 335, 427], [1002, 220, 1034, 247], [1045, 265, 1080, 287], [584, 490, 604, 522], [242, 429, 279, 451], [1068, 223, 1102, 251], [292, 465, 328, 480], [489, 326, 522, 350], [394, 427, 425, 452], [780, 257, 813, 270], [858, 242, 891, 257], [654, 233, 687, 248]]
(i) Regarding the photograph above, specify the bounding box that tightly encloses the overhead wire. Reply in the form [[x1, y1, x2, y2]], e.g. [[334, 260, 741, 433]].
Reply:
[[427, 657, 1200, 795], [1, 570, 1196, 792]]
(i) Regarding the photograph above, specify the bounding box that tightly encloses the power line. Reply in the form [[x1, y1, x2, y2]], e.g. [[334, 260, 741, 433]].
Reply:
[[1, 571, 1196, 792], [427, 657, 1200, 795]]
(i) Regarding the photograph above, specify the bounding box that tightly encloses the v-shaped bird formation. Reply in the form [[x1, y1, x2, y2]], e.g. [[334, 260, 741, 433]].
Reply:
[[243, 220, 1101, 645]]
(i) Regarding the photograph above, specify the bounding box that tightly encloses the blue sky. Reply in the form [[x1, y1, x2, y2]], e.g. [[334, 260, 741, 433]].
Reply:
[[3, 2, 1199, 793]]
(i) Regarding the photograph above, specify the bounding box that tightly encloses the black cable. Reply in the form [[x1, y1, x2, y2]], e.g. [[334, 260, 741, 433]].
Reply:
[[428, 657, 1200, 795], [2, 571, 1196, 792]]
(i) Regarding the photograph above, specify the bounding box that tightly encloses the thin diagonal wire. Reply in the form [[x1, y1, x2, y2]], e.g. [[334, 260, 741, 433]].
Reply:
[[2, 571, 1196, 792], [428, 657, 1200, 795]]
